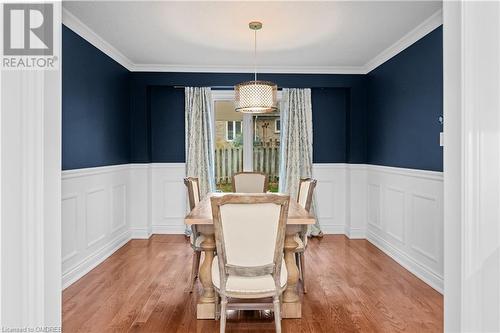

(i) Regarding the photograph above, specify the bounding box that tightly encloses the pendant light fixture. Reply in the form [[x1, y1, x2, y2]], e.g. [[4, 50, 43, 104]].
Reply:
[[234, 21, 278, 114]]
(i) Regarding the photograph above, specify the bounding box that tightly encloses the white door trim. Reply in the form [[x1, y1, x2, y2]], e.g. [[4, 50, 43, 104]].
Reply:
[[1, 3, 62, 327], [444, 1, 500, 331]]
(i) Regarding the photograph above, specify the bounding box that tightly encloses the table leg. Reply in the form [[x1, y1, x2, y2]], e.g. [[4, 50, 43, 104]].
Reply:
[[197, 234, 216, 319], [282, 232, 302, 318]]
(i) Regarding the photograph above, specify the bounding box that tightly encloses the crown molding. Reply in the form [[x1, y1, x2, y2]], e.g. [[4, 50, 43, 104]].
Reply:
[[363, 9, 443, 74], [62, 7, 134, 71], [130, 63, 366, 74], [62, 7, 442, 75]]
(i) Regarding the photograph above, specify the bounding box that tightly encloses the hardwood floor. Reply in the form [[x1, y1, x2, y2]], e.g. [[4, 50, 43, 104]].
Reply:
[[63, 235, 443, 332]]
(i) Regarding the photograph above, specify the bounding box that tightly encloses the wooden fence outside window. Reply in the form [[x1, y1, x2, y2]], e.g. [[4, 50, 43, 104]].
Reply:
[[214, 147, 280, 185]]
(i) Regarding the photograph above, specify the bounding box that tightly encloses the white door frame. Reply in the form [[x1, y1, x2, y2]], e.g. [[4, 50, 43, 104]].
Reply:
[[0, 2, 62, 327], [443, 1, 500, 331]]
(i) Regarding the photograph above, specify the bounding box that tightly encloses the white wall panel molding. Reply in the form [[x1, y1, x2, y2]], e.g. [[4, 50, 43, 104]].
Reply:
[[150, 163, 187, 235], [128, 164, 151, 239], [85, 188, 107, 248], [62, 164, 130, 179], [367, 229, 443, 293], [346, 164, 368, 239], [367, 164, 443, 181], [111, 184, 127, 233], [312, 164, 348, 234], [62, 229, 130, 289], [366, 165, 443, 293], [61, 194, 78, 263], [62, 164, 131, 289], [61, 163, 443, 297]]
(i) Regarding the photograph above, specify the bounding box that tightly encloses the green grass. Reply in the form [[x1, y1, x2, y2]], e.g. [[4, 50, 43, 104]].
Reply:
[[216, 181, 279, 193]]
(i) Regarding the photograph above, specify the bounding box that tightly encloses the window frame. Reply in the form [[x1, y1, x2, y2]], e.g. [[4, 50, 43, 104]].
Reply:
[[212, 90, 282, 172], [274, 119, 281, 133], [225, 120, 242, 142]]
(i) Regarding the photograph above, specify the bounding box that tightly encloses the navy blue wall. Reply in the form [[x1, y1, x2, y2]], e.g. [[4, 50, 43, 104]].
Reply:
[[62, 25, 130, 170], [62, 25, 443, 171], [367, 26, 443, 171], [149, 86, 185, 162], [311, 88, 349, 162], [131, 73, 366, 164]]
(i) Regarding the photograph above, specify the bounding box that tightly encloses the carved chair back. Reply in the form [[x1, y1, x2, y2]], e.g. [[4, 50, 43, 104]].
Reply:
[[184, 177, 201, 244], [232, 172, 268, 193], [210, 194, 290, 296]]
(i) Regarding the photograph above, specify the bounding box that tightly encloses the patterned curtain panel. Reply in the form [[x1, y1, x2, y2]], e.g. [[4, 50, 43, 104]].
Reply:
[[279, 88, 321, 235], [185, 87, 216, 198]]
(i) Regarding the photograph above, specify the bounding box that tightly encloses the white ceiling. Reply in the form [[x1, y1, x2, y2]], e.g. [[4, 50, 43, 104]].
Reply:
[[62, 1, 442, 73]]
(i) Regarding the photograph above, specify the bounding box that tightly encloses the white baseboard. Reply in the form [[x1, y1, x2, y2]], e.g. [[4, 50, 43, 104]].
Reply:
[[320, 224, 345, 234], [345, 227, 366, 239], [367, 230, 443, 293], [151, 225, 186, 234], [130, 227, 151, 239], [62, 230, 130, 289]]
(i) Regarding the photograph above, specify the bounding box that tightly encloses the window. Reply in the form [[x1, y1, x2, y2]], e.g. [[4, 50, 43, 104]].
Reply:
[[212, 92, 282, 192], [226, 121, 242, 141], [214, 99, 244, 192], [253, 114, 280, 192]]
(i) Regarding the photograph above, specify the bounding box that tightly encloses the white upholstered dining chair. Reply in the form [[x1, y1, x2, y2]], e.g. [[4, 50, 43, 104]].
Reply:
[[232, 172, 268, 193], [184, 177, 205, 293], [210, 194, 290, 333], [294, 178, 317, 293]]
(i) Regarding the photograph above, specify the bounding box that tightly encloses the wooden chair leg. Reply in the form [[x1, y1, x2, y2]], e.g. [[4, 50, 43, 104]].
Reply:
[[273, 295, 281, 333], [220, 296, 228, 333], [194, 251, 201, 278], [214, 291, 220, 320], [296, 253, 302, 281], [299, 252, 307, 294], [189, 251, 201, 293]]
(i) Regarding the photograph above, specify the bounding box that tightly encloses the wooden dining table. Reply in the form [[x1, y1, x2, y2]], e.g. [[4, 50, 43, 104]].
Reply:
[[185, 192, 316, 320]]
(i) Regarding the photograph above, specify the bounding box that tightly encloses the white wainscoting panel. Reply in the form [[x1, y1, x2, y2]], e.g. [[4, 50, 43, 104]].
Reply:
[[346, 165, 368, 238], [61, 162, 443, 295], [150, 163, 187, 234], [129, 164, 151, 238], [312, 164, 347, 234], [366, 165, 443, 293], [62, 165, 131, 289]]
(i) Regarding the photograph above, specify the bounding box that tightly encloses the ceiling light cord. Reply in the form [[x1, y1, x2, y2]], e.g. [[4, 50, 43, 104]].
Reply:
[[254, 28, 257, 83]]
